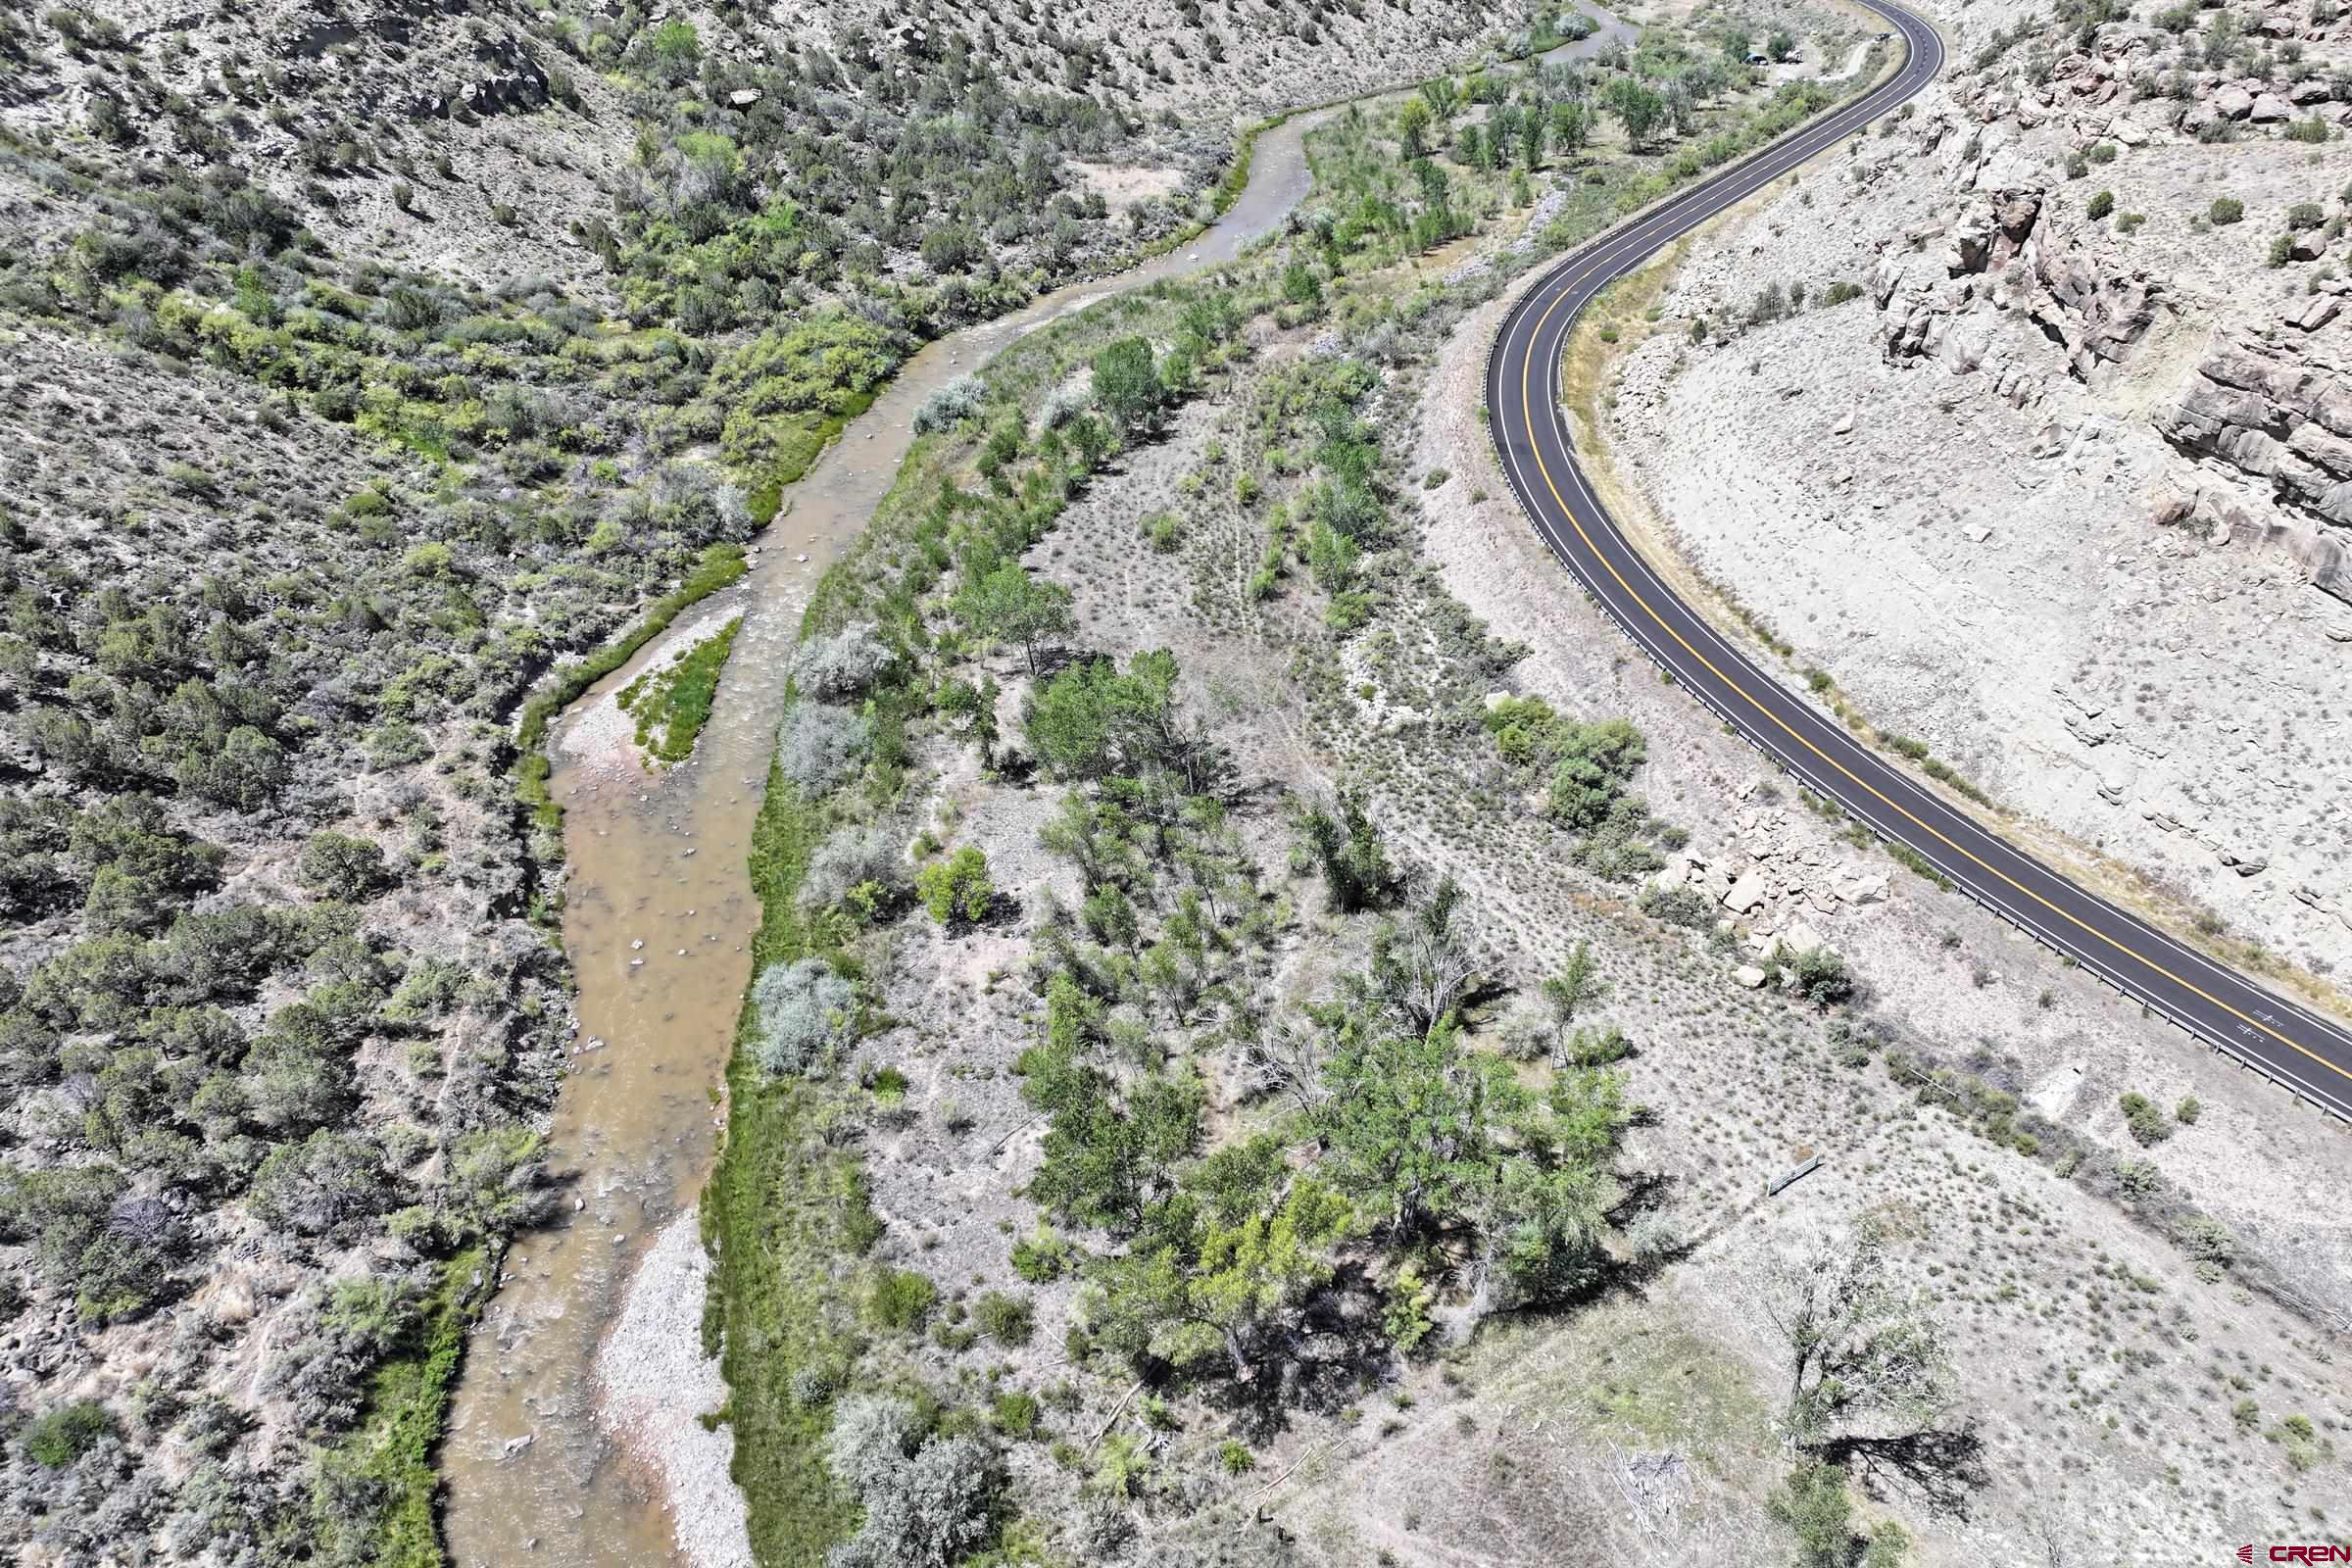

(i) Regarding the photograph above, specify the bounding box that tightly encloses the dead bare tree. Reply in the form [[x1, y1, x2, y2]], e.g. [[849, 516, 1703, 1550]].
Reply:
[[1765, 1225, 1954, 1454]]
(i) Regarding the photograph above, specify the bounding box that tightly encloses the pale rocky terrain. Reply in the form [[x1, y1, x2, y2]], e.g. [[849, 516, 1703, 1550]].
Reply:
[[1593, 0, 2352, 977]]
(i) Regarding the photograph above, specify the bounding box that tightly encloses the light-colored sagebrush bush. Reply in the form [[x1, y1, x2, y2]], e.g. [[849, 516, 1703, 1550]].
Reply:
[[795, 622, 896, 700], [799, 822, 910, 915], [912, 374, 985, 432], [775, 702, 870, 796], [1038, 380, 1092, 430], [826, 1395, 919, 1489], [823, 1396, 1000, 1568], [750, 957, 856, 1078]]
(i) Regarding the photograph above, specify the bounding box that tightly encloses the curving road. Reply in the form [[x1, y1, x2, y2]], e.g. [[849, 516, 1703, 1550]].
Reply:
[[1486, 0, 2352, 1121]]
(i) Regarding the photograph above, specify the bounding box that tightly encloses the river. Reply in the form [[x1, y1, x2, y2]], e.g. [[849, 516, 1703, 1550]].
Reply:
[[436, 14, 1632, 1565]]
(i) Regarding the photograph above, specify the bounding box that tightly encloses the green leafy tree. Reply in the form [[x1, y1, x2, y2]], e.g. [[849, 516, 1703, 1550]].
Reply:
[[1549, 100, 1590, 158], [1295, 788, 1398, 912], [1605, 81, 1668, 151], [1396, 96, 1433, 160], [1023, 650, 1207, 786], [1767, 1226, 1951, 1450], [1087, 1177, 1352, 1380], [953, 562, 1074, 675], [1311, 1012, 1495, 1240], [1542, 940, 1607, 1055], [296, 831, 395, 900]]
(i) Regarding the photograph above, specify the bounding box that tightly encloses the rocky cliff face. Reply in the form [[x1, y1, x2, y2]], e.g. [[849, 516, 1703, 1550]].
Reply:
[[1597, 0, 2352, 971], [2160, 332, 2352, 596]]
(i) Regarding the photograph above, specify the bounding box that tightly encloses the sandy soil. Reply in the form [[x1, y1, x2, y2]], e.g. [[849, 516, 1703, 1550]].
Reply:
[[593, 1211, 754, 1568]]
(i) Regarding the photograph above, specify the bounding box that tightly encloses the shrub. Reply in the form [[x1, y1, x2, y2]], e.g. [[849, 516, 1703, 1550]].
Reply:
[[774, 702, 870, 795], [912, 375, 985, 433], [2287, 201, 2326, 230], [1768, 1461, 1852, 1568], [920, 221, 987, 274], [1090, 336, 1165, 438], [973, 1290, 1035, 1346], [990, 1392, 1041, 1438], [748, 956, 856, 1078], [1545, 719, 1647, 832], [916, 846, 994, 926], [867, 1268, 938, 1331], [296, 831, 394, 898], [1791, 947, 1855, 1008], [2175, 1214, 2237, 1268], [1640, 882, 1717, 929], [24, 1401, 114, 1468], [800, 823, 910, 917], [794, 622, 896, 699], [1219, 1439, 1255, 1474], [2087, 141, 2119, 164], [2116, 212, 2145, 234], [1010, 1228, 1071, 1283], [246, 1131, 393, 1236], [2119, 1092, 2173, 1146], [2176, 1095, 2201, 1125], [2285, 116, 2330, 143], [2210, 196, 2245, 225], [2087, 189, 2115, 220], [833, 1431, 1000, 1568]]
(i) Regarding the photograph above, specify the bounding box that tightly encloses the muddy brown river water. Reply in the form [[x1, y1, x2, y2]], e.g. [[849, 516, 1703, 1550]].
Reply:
[[434, 113, 1338, 1568], [434, 18, 1636, 1558]]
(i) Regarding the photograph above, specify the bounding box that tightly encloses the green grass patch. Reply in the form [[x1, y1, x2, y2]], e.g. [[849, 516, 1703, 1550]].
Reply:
[[746, 392, 874, 525], [698, 754, 880, 1564], [317, 1246, 491, 1568], [1885, 841, 1954, 892], [617, 614, 743, 764]]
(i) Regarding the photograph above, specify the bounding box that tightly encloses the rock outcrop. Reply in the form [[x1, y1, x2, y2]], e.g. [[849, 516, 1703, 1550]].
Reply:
[[1875, 182, 2168, 389], [2160, 332, 2352, 600]]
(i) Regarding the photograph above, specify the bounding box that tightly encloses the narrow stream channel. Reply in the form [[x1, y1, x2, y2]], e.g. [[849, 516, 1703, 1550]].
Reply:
[[437, 18, 1631, 1563]]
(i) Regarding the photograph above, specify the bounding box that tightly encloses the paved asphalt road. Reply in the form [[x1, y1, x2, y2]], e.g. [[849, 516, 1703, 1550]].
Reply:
[[1486, 0, 2352, 1122]]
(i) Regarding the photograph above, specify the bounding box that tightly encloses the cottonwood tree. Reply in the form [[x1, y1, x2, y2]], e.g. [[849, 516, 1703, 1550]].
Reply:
[[1294, 788, 1399, 912], [953, 562, 1074, 675], [1367, 876, 1483, 1034], [1766, 1225, 1952, 1451], [1090, 336, 1166, 440], [1085, 1175, 1352, 1381], [1541, 940, 1606, 1058]]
